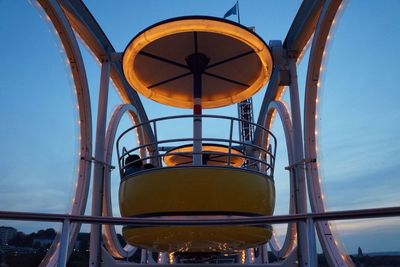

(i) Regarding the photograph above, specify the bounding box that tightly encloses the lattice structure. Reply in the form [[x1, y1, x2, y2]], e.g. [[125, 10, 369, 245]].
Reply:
[[238, 98, 255, 142]]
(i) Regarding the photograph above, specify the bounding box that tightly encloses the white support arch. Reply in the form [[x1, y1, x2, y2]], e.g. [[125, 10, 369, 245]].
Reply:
[[303, 0, 354, 266], [265, 101, 297, 259], [58, 0, 155, 147], [102, 103, 149, 258], [37, 0, 92, 266]]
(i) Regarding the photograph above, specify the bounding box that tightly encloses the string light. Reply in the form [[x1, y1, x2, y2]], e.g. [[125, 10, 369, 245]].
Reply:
[[168, 252, 174, 264]]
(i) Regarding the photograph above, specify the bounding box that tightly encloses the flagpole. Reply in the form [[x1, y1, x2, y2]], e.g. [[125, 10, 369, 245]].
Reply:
[[237, 1, 240, 24]]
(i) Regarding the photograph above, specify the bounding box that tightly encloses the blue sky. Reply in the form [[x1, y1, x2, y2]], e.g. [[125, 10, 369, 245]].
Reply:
[[0, 0, 399, 255]]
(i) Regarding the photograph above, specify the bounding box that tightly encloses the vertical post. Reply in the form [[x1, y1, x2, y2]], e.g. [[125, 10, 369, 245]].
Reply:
[[152, 121, 161, 167], [288, 57, 309, 266], [262, 243, 269, 263], [193, 70, 202, 166], [236, 1, 241, 24], [89, 60, 111, 267], [306, 218, 318, 267], [58, 219, 71, 267], [227, 119, 234, 166], [158, 252, 168, 264], [141, 249, 147, 264], [186, 51, 209, 166]]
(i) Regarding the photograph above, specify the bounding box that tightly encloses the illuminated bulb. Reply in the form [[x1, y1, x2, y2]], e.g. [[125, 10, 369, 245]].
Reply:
[[317, 81, 321, 87], [316, 98, 319, 103], [320, 66, 324, 72], [241, 250, 246, 264], [315, 130, 318, 135], [168, 253, 174, 264]]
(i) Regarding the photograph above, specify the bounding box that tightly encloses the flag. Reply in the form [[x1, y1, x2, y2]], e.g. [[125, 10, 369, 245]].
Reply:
[[223, 3, 238, 19]]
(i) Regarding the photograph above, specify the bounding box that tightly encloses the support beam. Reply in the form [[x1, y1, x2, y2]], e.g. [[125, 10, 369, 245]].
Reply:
[[89, 61, 111, 267], [37, 0, 93, 266], [288, 58, 308, 267], [283, 0, 325, 57], [58, 219, 71, 267]]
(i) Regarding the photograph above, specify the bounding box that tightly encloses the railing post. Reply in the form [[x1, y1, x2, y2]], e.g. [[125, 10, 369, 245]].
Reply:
[[141, 249, 148, 264], [306, 217, 318, 267], [152, 121, 162, 167], [227, 119, 234, 166], [58, 219, 71, 267]]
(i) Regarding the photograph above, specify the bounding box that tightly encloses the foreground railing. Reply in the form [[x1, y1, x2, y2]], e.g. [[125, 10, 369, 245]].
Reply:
[[1, 207, 399, 266]]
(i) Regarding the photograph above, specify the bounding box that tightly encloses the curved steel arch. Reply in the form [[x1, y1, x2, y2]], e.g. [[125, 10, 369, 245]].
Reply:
[[303, 0, 354, 266], [102, 104, 147, 258], [37, 0, 92, 266], [264, 101, 297, 259]]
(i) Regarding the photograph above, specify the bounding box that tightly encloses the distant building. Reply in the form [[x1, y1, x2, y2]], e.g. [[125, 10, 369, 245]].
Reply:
[[0, 227, 17, 245]]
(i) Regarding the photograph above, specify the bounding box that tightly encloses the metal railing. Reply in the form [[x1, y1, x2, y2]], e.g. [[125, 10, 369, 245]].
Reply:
[[0, 207, 399, 266], [116, 114, 277, 178]]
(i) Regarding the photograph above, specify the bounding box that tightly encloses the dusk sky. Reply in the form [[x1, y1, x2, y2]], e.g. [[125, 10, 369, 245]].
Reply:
[[0, 0, 399, 255]]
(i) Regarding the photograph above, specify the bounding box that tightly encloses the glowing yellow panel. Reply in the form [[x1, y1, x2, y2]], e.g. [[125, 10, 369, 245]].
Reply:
[[123, 225, 272, 252], [163, 144, 244, 167]]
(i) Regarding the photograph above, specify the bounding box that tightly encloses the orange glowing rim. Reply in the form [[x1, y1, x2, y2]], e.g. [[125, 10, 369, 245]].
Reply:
[[122, 16, 273, 109], [163, 143, 245, 167]]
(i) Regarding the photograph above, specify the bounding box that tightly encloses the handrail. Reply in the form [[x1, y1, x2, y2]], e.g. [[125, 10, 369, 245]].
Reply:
[[0, 206, 399, 226], [2, 207, 398, 266], [116, 114, 277, 178]]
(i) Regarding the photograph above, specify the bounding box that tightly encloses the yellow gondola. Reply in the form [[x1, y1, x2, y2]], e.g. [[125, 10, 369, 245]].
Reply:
[[118, 16, 276, 253]]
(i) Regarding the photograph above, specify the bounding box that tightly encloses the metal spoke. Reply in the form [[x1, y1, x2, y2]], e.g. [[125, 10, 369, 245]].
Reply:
[[148, 72, 192, 89], [139, 51, 189, 69], [206, 50, 254, 69], [204, 72, 249, 87]]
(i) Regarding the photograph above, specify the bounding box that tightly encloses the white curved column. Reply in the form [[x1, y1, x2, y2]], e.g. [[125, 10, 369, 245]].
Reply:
[[37, 0, 92, 266], [89, 61, 111, 267], [102, 104, 148, 258], [303, 0, 354, 266], [265, 101, 297, 259]]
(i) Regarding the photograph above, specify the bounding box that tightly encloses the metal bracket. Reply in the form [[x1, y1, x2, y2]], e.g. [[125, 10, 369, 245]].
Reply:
[[285, 158, 316, 170], [81, 156, 115, 170]]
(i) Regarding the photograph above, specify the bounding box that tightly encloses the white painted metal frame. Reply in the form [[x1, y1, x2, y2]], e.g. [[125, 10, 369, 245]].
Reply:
[[89, 61, 111, 267], [102, 104, 145, 258], [303, 0, 353, 266], [37, 0, 93, 266], [265, 101, 297, 259], [35, 0, 355, 266]]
